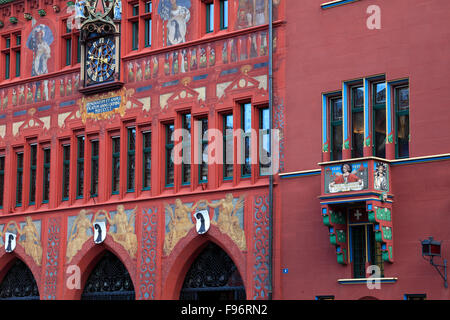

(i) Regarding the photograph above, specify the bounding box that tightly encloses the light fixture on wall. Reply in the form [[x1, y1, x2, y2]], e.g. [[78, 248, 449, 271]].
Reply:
[[421, 237, 447, 288]]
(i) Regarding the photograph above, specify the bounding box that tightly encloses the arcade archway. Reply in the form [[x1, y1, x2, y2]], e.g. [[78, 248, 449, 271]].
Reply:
[[0, 259, 39, 300], [81, 251, 135, 300], [180, 242, 246, 300]]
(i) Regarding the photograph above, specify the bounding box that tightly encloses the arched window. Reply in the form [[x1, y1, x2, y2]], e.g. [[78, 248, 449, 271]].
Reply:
[[81, 251, 135, 300], [0, 259, 39, 300], [180, 242, 245, 300]]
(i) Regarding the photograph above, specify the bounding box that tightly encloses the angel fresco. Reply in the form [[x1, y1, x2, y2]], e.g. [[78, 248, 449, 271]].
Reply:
[[66, 209, 94, 262], [98, 205, 137, 258], [158, 0, 191, 46], [207, 194, 246, 251], [164, 199, 201, 255], [1, 218, 43, 266]]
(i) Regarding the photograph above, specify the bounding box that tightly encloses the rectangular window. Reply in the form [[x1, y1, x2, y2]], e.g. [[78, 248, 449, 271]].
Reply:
[[90, 140, 99, 197], [43, 148, 51, 203], [350, 224, 383, 279], [182, 114, 191, 185], [330, 97, 343, 161], [206, 2, 214, 33], [165, 123, 175, 187], [395, 85, 409, 159], [0, 156, 4, 208], [145, 1, 152, 13], [351, 86, 364, 158], [62, 145, 70, 201], [132, 22, 139, 50], [76, 136, 85, 198], [373, 82, 386, 158], [5, 53, 10, 80], [16, 153, 23, 206], [405, 294, 426, 301], [144, 18, 152, 47], [241, 103, 252, 177], [127, 127, 136, 192], [66, 39, 72, 66], [220, 0, 229, 30], [223, 113, 233, 180], [198, 118, 208, 183], [142, 131, 151, 190], [3, 33, 21, 80], [112, 136, 120, 194], [15, 51, 20, 77], [29, 144, 37, 205], [62, 20, 79, 66], [315, 295, 335, 300], [132, 3, 139, 15], [351, 225, 366, 278], [259, 107, 270, 176]]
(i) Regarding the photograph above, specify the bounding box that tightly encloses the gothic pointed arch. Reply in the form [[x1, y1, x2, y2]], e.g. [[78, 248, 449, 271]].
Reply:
[[81, 250, 135, 300], [180, 242, 246, 300], [0, 258, 39, 300]]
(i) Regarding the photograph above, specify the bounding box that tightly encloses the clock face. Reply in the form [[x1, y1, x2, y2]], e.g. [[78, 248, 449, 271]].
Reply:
[[86, 37, 116, 84]]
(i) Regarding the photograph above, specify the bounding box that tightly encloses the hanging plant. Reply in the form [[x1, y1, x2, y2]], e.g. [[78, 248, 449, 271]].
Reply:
[[24, 12, 32, 20], [9, 17, 18, 24], [67, 1, 75, 7], [38, 9, 46, 16]]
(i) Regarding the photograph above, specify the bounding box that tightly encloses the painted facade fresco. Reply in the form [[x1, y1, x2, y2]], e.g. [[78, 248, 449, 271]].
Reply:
[[26, 23, 54, 76], [324, 162, 368, 193], [158, 0, 191, 46], [0, 0, 285, 300], [164, 194, 246, 256]]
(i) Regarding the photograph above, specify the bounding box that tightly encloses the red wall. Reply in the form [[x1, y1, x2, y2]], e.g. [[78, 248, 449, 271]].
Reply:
[[280, 0, 450, 299]]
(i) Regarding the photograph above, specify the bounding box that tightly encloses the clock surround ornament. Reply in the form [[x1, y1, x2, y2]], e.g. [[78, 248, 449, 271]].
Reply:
[[78, 0, 123, 95]]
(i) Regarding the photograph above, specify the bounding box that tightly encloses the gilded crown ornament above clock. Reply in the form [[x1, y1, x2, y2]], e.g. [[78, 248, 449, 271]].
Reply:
[[77, 0, 124, 95]]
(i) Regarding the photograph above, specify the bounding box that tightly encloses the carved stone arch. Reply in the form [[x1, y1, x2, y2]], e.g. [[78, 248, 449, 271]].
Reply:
[[62, 236, 137, 299], [162, 224, 247, 300]]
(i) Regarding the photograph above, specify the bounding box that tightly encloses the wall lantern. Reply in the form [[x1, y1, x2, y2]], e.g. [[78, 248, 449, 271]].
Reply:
[[421, 237, 447, 288]]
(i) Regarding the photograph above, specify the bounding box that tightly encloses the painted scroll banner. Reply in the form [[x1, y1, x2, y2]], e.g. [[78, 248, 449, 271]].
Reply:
[[86, 96, 122, 115]]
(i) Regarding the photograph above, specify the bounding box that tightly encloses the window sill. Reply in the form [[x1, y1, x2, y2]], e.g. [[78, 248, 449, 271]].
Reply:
[[338, 277, 398, 285], [321, 0, 361, 10]]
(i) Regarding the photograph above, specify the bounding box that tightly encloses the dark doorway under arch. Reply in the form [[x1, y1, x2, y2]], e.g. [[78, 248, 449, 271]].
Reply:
[[0, 259, 39, 300], [180, 242, 246, 300], [81, 251, 135, 300]]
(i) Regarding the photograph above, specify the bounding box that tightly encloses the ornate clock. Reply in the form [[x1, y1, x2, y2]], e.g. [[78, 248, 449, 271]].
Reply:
[[78, 0, 123, 95]]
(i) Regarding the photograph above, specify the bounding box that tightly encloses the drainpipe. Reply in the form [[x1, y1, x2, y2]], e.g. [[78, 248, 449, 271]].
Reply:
[[268, 0, 274, 301]]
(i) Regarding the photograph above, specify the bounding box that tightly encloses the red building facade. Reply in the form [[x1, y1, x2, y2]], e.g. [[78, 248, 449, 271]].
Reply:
[[0, 0, 285, 300], [0, 0, 448, 301], [280, 0, 450, 300]]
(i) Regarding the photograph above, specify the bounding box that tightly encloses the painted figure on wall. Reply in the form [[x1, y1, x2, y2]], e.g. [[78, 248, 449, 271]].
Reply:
[[328, 163, 366, 193], [66, 209, 93, 262], [164, 199, 201, 255], [207, 194, 246, 251], [2, 218, 43, 266], [158, 0, 191, 46], [103, 205, 137, 259], [374, 162, 388, 191], [27, 24, 54, 77], [16, 217, 43, 266]]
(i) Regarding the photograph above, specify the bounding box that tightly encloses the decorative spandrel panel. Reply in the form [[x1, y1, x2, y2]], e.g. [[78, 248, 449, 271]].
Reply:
[[164, 194, 246, 256]]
